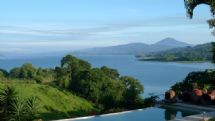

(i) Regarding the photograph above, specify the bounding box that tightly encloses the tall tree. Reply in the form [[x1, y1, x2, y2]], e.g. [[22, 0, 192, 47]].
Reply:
[[120, 76, 144, 108], [184, 0, 215, 63]]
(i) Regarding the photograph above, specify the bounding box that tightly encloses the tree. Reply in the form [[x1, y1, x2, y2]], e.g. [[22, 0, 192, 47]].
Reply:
[[54, 67, 70, 88], [10, 68, 21, 78], [120, 76, 144, 108], [9, 63, 37, 80], [55, 55, 145, 109], [57, 55, 91, 89], [184, 0, 215, 63], [61, 55, 91, 72], [0, 69, 9, 77], [100, 66, 120, 80], [19, 63, 37, 79]]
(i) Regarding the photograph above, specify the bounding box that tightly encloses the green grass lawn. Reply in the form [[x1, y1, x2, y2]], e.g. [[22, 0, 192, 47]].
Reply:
[[0, 82, 98, 120]]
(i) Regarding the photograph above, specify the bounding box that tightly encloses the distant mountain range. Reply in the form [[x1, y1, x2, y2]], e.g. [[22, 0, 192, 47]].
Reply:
[[137, 43, 212, 62], [74, 38, 191, 55]]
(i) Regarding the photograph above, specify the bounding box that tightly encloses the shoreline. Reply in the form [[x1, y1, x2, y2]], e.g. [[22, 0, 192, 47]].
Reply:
[[137, 59, 211, 63]]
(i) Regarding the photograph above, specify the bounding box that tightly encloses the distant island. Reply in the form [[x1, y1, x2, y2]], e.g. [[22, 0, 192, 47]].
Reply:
[[137, 43, 212, 62]]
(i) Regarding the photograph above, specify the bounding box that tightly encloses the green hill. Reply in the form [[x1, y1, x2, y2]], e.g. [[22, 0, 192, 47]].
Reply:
[[0, 82, 97, 120], [0, 54, 144, 121], [137, 43, 212, 62]]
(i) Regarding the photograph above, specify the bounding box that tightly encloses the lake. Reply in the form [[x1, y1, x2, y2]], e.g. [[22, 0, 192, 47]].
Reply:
[[1, 55, 214, 97], [0, 54, 214, 121]]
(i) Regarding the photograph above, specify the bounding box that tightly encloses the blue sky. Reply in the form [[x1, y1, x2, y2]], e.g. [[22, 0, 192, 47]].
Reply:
[[0, 0, 214, 55]]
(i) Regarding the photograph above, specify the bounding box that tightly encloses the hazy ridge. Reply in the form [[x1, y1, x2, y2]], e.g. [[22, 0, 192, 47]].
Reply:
[[74, 38, 191, 55]]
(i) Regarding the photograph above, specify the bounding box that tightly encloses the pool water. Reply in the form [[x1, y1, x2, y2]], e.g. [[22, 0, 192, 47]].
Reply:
[[72, 107, 200, 121]]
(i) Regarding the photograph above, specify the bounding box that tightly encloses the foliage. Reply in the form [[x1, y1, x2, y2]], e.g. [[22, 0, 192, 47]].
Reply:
[[171, 69, 215, 94], [11, 97, 39, 121], [184, 0, 214, 18], [120, 76, 144, 108], [184, 0, 215, 63], [101, 66, 120, 80], [0, 86, 39, 121], [0, 69, 9, 77], [0, 69, 9, 80], [54, 55, 91, 89], [0, 83, 97, 120], [54, 55, 144, 110], [0, 54, 145, 120], [0, 86, 18, 121], [143, 96, 159, 108], [138, 43, 212, 62], [9, 63, 54, 83]]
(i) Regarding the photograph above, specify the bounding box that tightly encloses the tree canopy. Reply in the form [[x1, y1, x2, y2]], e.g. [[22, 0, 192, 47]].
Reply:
[[54, 55, 144, 109], [0, 55, 145, 113], [184, 0, 215, 18]]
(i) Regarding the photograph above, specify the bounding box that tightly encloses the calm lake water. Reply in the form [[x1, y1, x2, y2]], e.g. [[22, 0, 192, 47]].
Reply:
[[1, 55, 213, 96], [0, 54, 214, 121]]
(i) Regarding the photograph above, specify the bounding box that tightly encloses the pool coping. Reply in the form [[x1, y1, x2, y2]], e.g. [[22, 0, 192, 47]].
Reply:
[[54, 103, 215, 121], [54, 108, 149, 121]]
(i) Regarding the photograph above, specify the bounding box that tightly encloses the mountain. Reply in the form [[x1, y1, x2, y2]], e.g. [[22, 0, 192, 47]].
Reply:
[[74, 43, 149, 55], [153, 37, 191, 47], [137, 43, 212, 62], [74, 38, 191, 55]]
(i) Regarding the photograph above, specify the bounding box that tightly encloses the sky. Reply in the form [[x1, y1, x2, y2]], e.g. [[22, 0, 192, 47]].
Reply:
[[0, 0, 214, 56]]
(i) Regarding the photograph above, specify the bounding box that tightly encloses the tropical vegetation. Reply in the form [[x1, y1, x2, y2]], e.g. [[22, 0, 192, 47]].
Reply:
[[0, 54, 145, 120], [137, 43, 212, 62], [171, 69, 215, 94], [184, 0, 215, 63]]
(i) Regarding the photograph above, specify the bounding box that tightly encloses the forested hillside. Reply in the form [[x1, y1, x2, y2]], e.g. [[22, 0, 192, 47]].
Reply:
[[137, 43, 212, 62], [0, 55, 145, 121]]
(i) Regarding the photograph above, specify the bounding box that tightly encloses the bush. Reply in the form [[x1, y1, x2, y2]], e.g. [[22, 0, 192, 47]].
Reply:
[[171, 69, 215, 94], [143, 96, 159, 107], [9, 64, 54, 83], [0, 86, 39, 121]]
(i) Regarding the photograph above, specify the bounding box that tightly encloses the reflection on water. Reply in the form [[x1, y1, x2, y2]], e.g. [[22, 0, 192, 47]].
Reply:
[[73, 107, 200, 121], [165, 109, 177, 120], [161, 106, 201, 121]]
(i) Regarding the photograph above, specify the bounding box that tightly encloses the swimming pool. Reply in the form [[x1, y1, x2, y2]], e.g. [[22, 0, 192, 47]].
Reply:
[[69, 106, 201, 121]]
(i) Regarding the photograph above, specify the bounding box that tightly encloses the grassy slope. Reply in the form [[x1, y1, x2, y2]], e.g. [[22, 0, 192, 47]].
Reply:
[[0, 82, 97, 120]]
